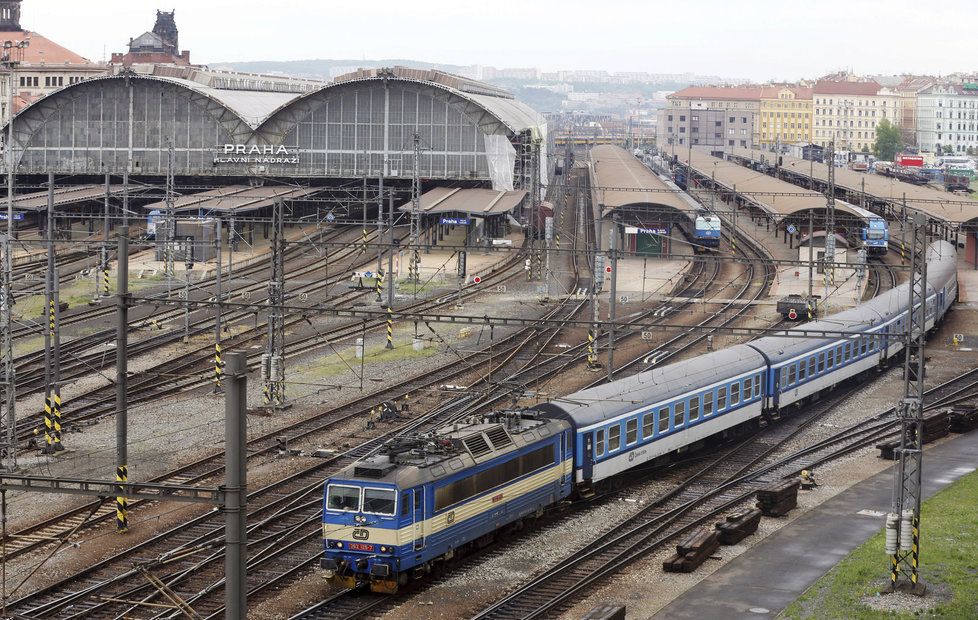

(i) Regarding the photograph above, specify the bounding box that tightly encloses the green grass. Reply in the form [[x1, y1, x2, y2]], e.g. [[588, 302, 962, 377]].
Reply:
[[782, 469, 978, 619], [296, 339, 439, 380]]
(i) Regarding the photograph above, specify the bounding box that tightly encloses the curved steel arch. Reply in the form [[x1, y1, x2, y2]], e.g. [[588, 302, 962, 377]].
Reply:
[[253, 77, 528, 146], [6, 74, 257, 167]]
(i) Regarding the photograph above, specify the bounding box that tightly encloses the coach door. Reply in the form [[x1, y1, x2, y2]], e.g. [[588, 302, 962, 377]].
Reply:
[[412, 488, 426, 551], [582, 434, 594, 481]]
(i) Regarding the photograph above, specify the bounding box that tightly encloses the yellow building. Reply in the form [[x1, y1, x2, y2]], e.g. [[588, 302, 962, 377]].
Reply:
[[758, 86, 813, 146]]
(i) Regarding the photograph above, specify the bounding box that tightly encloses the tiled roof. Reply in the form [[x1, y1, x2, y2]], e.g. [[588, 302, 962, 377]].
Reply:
[[813, 80, 882, 96], [0, 30, 94, 65], [760, 85, 813, 100], [667, 85, 764, 101]]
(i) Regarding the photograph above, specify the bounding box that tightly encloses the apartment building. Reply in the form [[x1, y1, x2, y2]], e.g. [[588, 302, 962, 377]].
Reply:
[[812, 80, 900, 152], [656, 86, 761, 149], [916, 81, 978, 154], [758, 86, 813, 146]]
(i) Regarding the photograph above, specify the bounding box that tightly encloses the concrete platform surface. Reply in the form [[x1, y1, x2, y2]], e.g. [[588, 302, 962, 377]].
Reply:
[[653, 430, 978, 620]]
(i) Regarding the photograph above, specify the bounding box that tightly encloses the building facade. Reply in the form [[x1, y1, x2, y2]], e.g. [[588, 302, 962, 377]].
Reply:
[[812, 80, 900, 152], [656, 86, 761, 150], [894, 76, 934, 147], [0, 0, 105, 125], [916, 82, 978, 154], [110, 9, 193, 66], [758, 86, 813, 146]]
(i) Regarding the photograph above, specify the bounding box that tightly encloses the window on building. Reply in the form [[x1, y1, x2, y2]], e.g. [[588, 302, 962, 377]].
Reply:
[[715, 120, 722, 127], [691, 115, 699, 121], [679, 115, 686, 121], [667, 115, 673, 121], [729, 116, 735, 123]]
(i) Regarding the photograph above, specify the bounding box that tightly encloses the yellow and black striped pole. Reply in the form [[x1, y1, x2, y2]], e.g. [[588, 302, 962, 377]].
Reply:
[[41, 392, 54, 454], [386, 306, 394, 349], [102, 265, 110, 296], [116, 465, 128, 532], [214, 342, 223, 390], [375, 271, 384, 301], [587, 326, 598, 369], [52, 387, 63, 451]]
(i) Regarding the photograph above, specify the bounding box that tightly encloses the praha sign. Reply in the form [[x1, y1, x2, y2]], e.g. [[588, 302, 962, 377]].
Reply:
[[214, 144, 298, 165]]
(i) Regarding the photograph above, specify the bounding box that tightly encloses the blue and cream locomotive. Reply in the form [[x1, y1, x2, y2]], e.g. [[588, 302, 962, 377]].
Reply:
[[321, 241, 957, 592]]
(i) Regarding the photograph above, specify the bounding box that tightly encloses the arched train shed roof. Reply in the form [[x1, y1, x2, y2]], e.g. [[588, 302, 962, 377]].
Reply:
[[590, 145, 691, 218]]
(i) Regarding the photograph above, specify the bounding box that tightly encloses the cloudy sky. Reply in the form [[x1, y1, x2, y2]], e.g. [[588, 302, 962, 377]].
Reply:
[[25, 0, 978, 80]]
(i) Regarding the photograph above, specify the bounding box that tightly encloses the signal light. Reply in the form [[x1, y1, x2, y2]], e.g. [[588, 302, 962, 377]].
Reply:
[[788, 309, 797, 320], [473, 276, 482, 284]]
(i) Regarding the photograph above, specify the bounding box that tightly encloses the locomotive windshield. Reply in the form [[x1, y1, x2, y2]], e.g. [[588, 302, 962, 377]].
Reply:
[[362, 488, 397, 515], [326, 484, 360, 512]]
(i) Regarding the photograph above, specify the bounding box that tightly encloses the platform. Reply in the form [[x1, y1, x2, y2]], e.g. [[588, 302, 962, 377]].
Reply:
[[394, 226, 523, 283], [653, 430, 978, 619]]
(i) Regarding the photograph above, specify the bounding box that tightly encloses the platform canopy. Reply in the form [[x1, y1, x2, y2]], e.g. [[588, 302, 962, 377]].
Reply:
[[728, 146, 978, 227], [8, 184, 141, 212], [591, 145, 691, 218], [140, 185, 316, 214], [398, 187, 527, 216], [686, 150, 865, 223]]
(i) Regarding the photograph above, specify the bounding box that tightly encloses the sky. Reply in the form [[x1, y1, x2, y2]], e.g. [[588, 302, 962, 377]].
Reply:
[[22, 0, 978, 81]]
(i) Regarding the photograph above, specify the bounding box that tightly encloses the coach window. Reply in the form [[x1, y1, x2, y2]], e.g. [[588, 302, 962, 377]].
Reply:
[[609, 425, 621, 451], [788, 366, 796, 385], [817, 353, 825, 373], [626, 418, 638, 444], [596, 429, 605, 456], [718, 386, 727, 410], [862, 337, 869, 355], [798, 361, 806, 381], [674, 401, 686, 428], [703, 392, 714, 416], [755, 374, 762, 397], [643, 413, 654, 439], [779, 369, 788, 389], [730, 382, 741, 405], [808, 357, 816, 377], [689, 396, 700, 421], [828, 349, 835, 368], [658, 409, 669, 434], [744, 377, 753, 400]]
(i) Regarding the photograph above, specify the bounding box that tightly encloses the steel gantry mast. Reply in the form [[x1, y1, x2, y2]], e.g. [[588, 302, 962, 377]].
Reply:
[[262, 199, 288, 409], [822, 140, 836, 304], [886, 211, 928, 595], [409, 132, 423, 286]]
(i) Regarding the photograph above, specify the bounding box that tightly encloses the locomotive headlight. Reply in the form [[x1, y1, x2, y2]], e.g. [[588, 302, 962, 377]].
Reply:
[[336, 542, 343, 549], [355, 515, 366, 524], [380, 546, 389, 553]]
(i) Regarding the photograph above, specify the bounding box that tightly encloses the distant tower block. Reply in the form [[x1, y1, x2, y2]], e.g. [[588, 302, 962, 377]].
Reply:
[[0, 0, 22, 31]]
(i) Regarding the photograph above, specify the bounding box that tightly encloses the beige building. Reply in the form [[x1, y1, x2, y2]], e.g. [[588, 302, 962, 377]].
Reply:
[[894, 76, 935, 147], [0, 0, 105, 125], [812, 79, 900, 152]]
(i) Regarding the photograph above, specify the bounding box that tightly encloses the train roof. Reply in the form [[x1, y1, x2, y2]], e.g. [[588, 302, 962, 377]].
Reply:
[[535, 345, 766, 429], [749, 241, 956, 365], [329, 414, 568, 489]]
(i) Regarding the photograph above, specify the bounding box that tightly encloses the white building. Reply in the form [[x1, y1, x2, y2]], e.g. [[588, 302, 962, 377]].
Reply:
[[916, 82, 978, 155]]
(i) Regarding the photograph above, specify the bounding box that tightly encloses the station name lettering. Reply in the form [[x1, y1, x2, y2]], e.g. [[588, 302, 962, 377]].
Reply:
[[214, 144, 298, 165]]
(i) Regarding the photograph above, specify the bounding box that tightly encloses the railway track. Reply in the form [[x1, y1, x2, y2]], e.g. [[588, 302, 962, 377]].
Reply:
[[2, 173, 592, 619]]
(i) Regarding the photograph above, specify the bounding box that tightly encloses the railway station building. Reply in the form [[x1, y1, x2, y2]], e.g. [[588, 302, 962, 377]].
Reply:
[[2, 65, 549, 256]]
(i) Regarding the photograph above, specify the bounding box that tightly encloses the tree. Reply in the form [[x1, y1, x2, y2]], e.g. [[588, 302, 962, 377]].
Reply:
[[943, 144, 954, 154], [872, 118, 903, 161]]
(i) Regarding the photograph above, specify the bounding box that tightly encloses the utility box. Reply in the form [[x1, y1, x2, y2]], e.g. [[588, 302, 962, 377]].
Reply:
[[155, 218, 217, 262]]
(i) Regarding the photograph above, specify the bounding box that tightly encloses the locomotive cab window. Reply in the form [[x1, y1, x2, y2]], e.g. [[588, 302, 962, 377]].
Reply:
[[327, 484, 360, 512], [363, 488, 396, 516], [626, 419, 638, 444], [609, 425, 621, 451]]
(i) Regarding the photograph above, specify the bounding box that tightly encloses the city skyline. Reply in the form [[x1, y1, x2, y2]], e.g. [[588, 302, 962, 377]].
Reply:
[[22, 0, 978, 82]]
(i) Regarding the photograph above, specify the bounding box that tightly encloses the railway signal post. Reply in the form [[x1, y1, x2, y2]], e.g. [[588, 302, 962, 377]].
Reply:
[[887, 212, 928, 594], [116, 226, 130, 531]]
